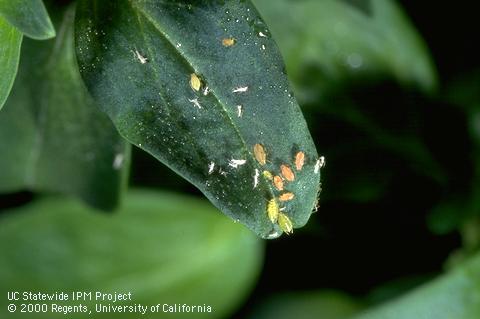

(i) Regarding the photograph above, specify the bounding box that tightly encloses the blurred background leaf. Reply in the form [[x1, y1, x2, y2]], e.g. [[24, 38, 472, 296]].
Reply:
[[0, 4, 130, 210], [0, 15, 22, 110], [0, 0, 55, 40], [0, 189, 264, 319], [351, 253, 480, 319], [250, 291, 362, 319], [253, 0, 438, 104]]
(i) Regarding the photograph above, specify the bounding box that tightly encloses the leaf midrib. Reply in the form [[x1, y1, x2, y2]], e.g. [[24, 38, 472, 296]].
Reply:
[[127, 0, 276, 201]]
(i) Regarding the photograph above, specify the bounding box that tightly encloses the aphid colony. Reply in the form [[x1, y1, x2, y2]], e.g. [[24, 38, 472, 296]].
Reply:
[[254, 143, 307, 235]]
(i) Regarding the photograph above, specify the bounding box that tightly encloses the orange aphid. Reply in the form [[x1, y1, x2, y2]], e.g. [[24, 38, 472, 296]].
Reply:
[[295, 151, 305, 171], [222, 38, 236, 47], [273, 176, 284, 191], [280, 164, 295, 182], [253, 144, 267, 166], [279, 192, 295, 202]]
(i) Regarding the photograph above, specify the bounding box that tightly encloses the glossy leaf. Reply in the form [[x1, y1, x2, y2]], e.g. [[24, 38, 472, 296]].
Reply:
[[75, 0, 321, 238], [0, 190, 264, 319], [0, 0, 55, 40], [253, 0, 438, 100], [0, 5, 129, 210], [0, 15, 22, 110], [352, 254, 480, 319]]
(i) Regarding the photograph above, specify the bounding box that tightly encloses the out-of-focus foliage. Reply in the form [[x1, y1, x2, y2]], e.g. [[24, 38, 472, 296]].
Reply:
[[253, 0, 438, 103], [0, 190, 263, 319], [0, 0, 55, 39], [0, 15, 21, 110], [351, 254, 480, 319], [0, 5, 130, 210], [251, 291, 362, 319]]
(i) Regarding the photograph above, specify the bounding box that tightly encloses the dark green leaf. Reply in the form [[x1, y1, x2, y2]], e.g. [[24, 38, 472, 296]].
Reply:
[[0, 5, 129, 210], [253, 0, 438, 100], [75, 0, 321, 238], [0, 15, 22, 109], [0, 189, 264, 319], [351, 254, 480, 319], [252, 291, 362, 319], [0, 0, 55, 40]]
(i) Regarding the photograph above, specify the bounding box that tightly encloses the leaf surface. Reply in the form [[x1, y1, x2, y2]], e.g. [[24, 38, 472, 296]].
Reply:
[[0, 0, 55, 39], [0, 15, 22, 109], [75, 0, 321, 238]]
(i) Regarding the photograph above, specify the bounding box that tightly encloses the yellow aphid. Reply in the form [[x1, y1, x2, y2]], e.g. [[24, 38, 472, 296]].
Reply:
[[279, 192, 295, 202], [273, 175, 284, 191], [278, 212, 293, 234], [280, 164, 295, 182], [253, 143, 267, 165], [267, 199, 279, 223], [190, 73, 202, 91], [222, 38, 236, 47], [295, 151, 305, 171], [263, 170, 273, 180]]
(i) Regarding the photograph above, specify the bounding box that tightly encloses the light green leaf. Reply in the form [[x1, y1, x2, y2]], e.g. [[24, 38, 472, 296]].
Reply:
[[252, 291, 362, 319], [253, 0, 438, 99], [0, 189, 264, 319], [75, 0, 321, 238], [0, 15, 22, 110], [0, 0, 55, 40], [0, 5, 129, 210], [351, 254, 480, 319]]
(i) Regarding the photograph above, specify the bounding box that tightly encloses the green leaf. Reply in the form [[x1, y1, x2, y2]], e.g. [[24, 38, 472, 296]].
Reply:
[[0, 15, 22, 110], [253, 0, 438, 99], [0, 5, 129, 210], [351, 254, 480, 319], [75, 0, 321, 238], [0, 189, 264, 319], [0, 0, 55, 40], [252, 291, 362, 319]]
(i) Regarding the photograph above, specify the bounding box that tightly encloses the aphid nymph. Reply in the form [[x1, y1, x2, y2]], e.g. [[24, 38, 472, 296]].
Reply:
[[273, 175, 284, 191], [190, 73, 202, 91], [279, 192, 295, 202], [253, 144, 267, 166], [222, 38, 236, 47], [278, 212, 293, 234], [280, 164, 295, 182], [295, 151, 305, 171], [267, 199, 279, 223]]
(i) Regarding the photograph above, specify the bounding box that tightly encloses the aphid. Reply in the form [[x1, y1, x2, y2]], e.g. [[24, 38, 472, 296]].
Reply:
[[258, 31, 268, 38], [267, 199, 279, 223], [133, 49, 148, 64], [208, 162, 215, 174], [278, 212, 293, 234], [295, 151, 305, 171], [279, 192, 295, 202], [273, 175, 284, 191], [222, 38, 236, 47], [253, 144, 267, 165], [254, 169, 260, 188], [233, 86, 249, 93], [228, 159, 247, 168], [190, 73, 202, 91], [280, 164, 295, 182], [263, 170, 273, 180], [188, 98, 202, 109], [237, 105, 244, 118]]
